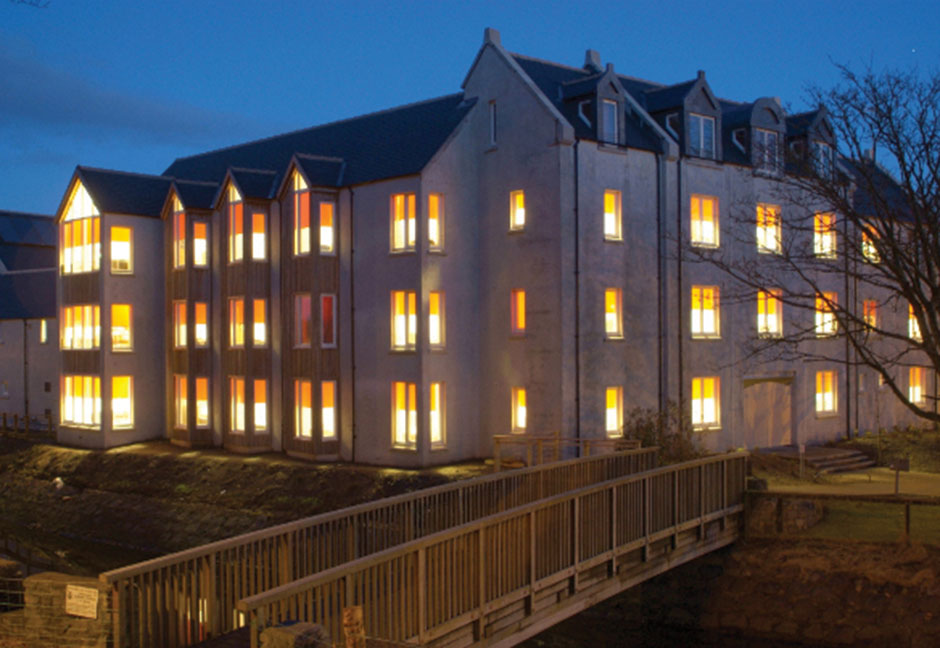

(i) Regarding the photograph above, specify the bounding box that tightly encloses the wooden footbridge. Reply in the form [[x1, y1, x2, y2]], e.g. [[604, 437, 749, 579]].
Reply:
[[99, 447, 747, 648]]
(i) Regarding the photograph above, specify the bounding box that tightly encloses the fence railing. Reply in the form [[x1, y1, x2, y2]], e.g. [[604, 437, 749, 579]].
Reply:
[[100, 446, 659, 648], [238, 452, 747, 648], [492, 434, 641, 471]]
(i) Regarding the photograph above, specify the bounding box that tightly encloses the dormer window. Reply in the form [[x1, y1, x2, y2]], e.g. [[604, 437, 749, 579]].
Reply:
[[688, 113, 715, 159], [812, 140, 834, 178], [754, 129, 779, 172], [600, 100, 618, 144]]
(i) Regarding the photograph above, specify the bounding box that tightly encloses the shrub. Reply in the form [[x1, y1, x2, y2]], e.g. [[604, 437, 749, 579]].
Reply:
[[622, 401, 704, 464]]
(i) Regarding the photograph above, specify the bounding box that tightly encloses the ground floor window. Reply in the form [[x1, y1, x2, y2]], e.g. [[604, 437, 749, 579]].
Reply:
[[606, 387, 622, 436], [430, 382, 445, 447], [321, 381, 336, 440], [295, 379, 312, 438], [195, 377, 209, 428], [112, 376, 133, 428], [815, 370, 836, 414], [62, 375, 101, 427], [230, 377, 245, 433], [512, 387, 527, 433], [254, 379, 267, 431], [392, 381, 417, 449], [691, 377, 719, 429], [174, 375, 187, 429], [909, 366, 926, 405]]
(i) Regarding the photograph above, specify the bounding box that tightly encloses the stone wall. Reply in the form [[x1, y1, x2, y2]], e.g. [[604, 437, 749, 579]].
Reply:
[[746, 495, 825, 536]]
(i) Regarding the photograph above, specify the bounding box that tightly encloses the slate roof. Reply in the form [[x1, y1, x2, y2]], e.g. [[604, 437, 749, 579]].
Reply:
[[643, 80, 697, 113], [0, 270, 56, 319], [228, 168, 279, 200], [164, 94, 474, 190], [0, 211, 56, 273], [77, 167, 172, 218], [786, 110, 821, 137], [294, 154, 345, 188], [174, 180, 219, 211]]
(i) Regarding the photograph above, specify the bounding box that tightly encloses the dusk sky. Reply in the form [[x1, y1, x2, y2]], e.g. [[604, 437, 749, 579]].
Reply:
[[2, 0, 937, 216]]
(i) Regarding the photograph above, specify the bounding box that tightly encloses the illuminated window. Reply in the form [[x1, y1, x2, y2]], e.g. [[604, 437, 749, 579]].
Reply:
[[194, 302, 208, 347], [172, 196, 185, 268], [815, 292, 838, 337], [174, 375, 187, 429], [812, 140, 834, 178], [815, 370, 836, 414], [757, 290, 782, 337], [39, 319, 47, 344], [605, 387, 622, 437], [251, 211, 266, 260], [754, 128, 779, 171], [60, 304, 100, 350], [861, 229, 880, 262], [756, 203, 781, 253], [253, 379, 267, 431], [509, 191, 525, 231], [428, 291, 445, 348], [227, 184, 244, 263], [601, 99, 618, 144], [605, 288, 623, 338], [248, 299, 265, 347], [320, 202, 335, 254], [429, 382, 444, 447], [229, 298, 244, 348], [229, 377, 245, 433], [392, 381, 417, 449], [110, 226, 132, 274], [691, 377, 720, 429], [391, 193, 416, 251], [909, 304, 922, 341], [294, 380, 313, 438], [690, 195, 719, 247], [112, 376, 133, 429], [691, 286, 719, 338], [511, 387, 527, 433], [321, 294, 336, 348], [863, 300, 878, 329], [511, 289, 526, 335], [174, 301, 187, 348], [604, 190, 622, 241], [688, 114, 716, 158], [61, 182, 100, 274], [428, 194, 444, 251], [321, 381, 336, 440], [391, 290, 417, 350], [814, 212, 836, 258], [111, 304, 132, 351], [195, 377, 209, 428], [61, 375, 101, 427], [292, 172, 310, 256], [294, 294, 311, 347], [910, 367, 927, 405], [193, 222, 208, 267]]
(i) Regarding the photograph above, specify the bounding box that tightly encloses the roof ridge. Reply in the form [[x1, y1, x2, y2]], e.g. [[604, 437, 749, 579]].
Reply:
[[173, 178, 219, 187], [0, 210, 53, 220], [295, 153, 345, 163], [78, 165, 170, 181], [229, 166, 277, 175], [510, 51, 589, 74], [644, 78, 696, 94]]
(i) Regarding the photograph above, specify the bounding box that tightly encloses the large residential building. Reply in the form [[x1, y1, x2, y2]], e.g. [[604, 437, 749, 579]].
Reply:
[[44, 29, 925, 465]]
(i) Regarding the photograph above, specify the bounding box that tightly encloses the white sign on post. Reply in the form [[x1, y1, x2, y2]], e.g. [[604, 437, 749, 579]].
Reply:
[[65, 584, 99, 619]]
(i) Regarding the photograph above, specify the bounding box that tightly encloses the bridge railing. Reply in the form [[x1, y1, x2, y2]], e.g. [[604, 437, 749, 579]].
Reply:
[[238, 452, 747, 648], [99, 446, 658, 648], [492, 434, 641, 471]]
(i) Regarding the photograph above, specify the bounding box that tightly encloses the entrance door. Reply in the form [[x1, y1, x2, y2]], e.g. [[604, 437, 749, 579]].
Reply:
[[741, 379, 792, 447]]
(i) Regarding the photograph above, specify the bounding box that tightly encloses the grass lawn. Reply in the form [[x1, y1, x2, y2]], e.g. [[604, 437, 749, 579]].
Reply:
[[798, 500, 940, 546], [840, 426, 940, 473]]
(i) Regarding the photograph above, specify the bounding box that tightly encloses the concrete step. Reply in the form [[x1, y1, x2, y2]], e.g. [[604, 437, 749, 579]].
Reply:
[[817, 458, 877, 474], [808, 449, 875, 473]]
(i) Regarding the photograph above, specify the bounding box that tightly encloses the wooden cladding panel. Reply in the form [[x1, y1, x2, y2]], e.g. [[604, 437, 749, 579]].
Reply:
[[61, 274, 100, 304], [62, 351, 101, 374]]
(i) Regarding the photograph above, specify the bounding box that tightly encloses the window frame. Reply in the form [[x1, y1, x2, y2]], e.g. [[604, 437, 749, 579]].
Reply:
[[691, 376, 720, 430], [392, 381, 417, 450], [755, 203, 781, 254], [251, 210, 267, 261], [229, 376, 246, 434], [61, 374, 102, 428], [173, 300, 187, 349], [754, 128, 780, 172], [688, 113, 716, 159], [604, 288, 623, 339], [511, 387, 527, 434], [319, 202, 336, 255], [229, 297, 245, 348], [112, 375, 134, 429], [227, 185, 244, 264], [253, 378, 267, 432], [690, 285, 720, 339], [253, 298, 267, 347], [194, 302, 209, 347], [294, 379, 313, 438], [321, 294, 337, 348], [429, 382, 445, 448], [600, 99, 618, 144], [195, 377, 209, 428], [110, 225, 133, 275], [390, 193, 416, 252], [815, 370, 837, 415], [909, 366, 927, 406], [193, 221, 209, 267], [174, 374, 188, 430], [292, 172, 311, 256], [111, 303, 133, 352], [605, 386, 623, 437], [814, 292, 838, 337], [603, 190, 622, 241], [690, 195, 719, 248], [428, 193, 444, 252], [756, 289, 782, 338], [321, 380, 337, 441], [391, 290, 417, 350], [814, 212, 837, 258], [509, 191, 525, 232], [294, 293, 312, 348], [510, 289, 526, 337], [428, 291, 445, 349], [172, 199, 186, 269]]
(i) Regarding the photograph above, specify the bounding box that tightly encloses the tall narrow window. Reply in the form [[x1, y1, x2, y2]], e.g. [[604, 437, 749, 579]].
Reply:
[[253, 299, 266, 346], [757, 290, 782, 337], [293, 171, 310, 256], [39, 319, 47, 344], [429, 382, 444, 447], [172, 196, 185, 268], [511, 289, 526, 335], [861, 229, 880, 262], [688, 114, 716, 158], [391, 290, 416, 350], [112, 376, 133, 429], [229, 298, 244, 347], [863, 299, 878, 329], [60, 304, 100, 350], [428, 194, 444, 251], [194, 302, 208, 347], [61, 182, 100, 274], [111, 304, 132, 350], [61, 375, 101, 426], [428, 291, 444, 348], [509, 191, 525, 231], [174, 301, 187, 348], [511, 387, 527, 433], [756, 203, 781, 253], [391, 193, 416, 251], [814, 212, 836, 258], [690, 195, 719, 247], [603, 190, 622, 241], [812, 141, 834, 178], [253, 379, 267, 431], [754, 128, 779, 171], [605, 288, 623, 339], [489, 101, 497, 146], [321, 294, 336, 347], [110, 226, 132, 274], [815, 370, 836, 414], [229, 377, 245, 433], [193, 222, 208, 267], [392, 381, 417, 449], [195, 377, 209, 428], [691, 286, 720, 338], [815, 292, 837, 337], [251, 211, 266, 260], [294, 294, 311, 347], [227, 185, 244, 263], [295, 380, 312, 438], [320, 202, 335, 254], [174, 375, 187, 429], [691, 377, 720, 429], [321, 381, 336, 440], [605, 387, 623, 437], [601, 99, 618, 144], [910, 367, 926, 405], [909, 304, 922, 341]]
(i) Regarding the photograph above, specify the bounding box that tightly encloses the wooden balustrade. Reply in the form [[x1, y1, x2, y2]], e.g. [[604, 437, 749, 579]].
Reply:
[[100, 446, 659, 648], [492, 434, 642, 471], [238, 452, 747, 648]]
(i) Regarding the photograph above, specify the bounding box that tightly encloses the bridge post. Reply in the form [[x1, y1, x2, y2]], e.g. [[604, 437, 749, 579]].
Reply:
[[571, 497, 580, 592], [642, 477, 650, 562], [672, 471, 679, 549], [475, 529, 485, 640], [609, 486, 617, 576], [417, 547, 427, 644], [527, 510, 536, 614]]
